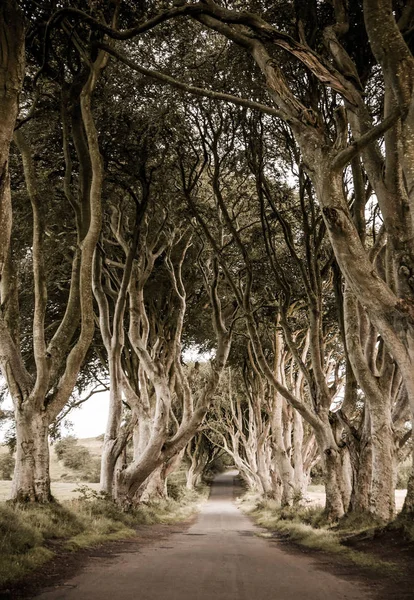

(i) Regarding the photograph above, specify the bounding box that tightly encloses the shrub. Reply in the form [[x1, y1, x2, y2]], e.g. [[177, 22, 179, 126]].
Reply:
[[0, 453, 15, 480], [62, 445, 91, 471], [396, 462, 411, 489], [82, 458, 101, 483], [54, 436, 77, 461], [310, 463, 324, 485], [54, 436, 100, 481]]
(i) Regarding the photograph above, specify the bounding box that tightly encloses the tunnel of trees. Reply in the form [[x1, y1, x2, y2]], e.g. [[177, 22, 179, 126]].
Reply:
[[1, 0, 414, 525]]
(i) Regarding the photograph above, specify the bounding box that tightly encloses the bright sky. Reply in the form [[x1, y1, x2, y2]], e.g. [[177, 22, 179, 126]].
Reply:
[[0, 390, 110, 442], [65, 392, 110, 439]]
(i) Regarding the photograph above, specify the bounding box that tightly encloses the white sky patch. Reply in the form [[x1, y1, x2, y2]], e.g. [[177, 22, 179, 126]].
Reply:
[[66, 391, 109, 439], [183, 347, 215, 362], [0, 390, 110, 442]]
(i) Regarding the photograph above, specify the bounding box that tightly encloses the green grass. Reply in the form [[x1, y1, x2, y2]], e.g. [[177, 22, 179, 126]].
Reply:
[[0, 484, 207, 587], [0, 502, 83, 587], [238, 494, 397, 573], [0, 439, 209, 587], [389, 513, 414, 543]]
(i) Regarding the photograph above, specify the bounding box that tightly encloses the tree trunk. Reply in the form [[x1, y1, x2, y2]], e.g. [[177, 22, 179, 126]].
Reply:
[[323, 447, 346, 520], [401, 458, 414, 517], [271, 331, 295, 504], [100, 352, 123, 495], [348, 431, 372, 514], [186, 463, 202, 490], [0, 0, 24, 276], [314, 422, 346, 520], [256, 446, 275, 498], [292, 410, 307, 497], [401, 404, 414, 516], [186, 449, 204, 490], [140, 452, 184, 501], [269, 466, 283, 506], [369, 403, 396, 520], [344, 288, 396, 520], [341, 448, 353, 511], [271, 406, 295, 505], [140, 466, 167, 501], [114, 378, 169, 506], [12, 408, 53, 503]]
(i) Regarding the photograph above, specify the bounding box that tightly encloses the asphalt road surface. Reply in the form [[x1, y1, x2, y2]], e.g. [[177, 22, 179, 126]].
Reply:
[[34, 472, 371, 600]]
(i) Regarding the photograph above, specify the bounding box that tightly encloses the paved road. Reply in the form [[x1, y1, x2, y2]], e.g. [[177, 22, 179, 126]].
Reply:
[[35, 472, 371, 600]]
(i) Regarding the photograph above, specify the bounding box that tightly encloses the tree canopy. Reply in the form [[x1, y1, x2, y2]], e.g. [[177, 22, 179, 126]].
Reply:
[[0, 0, 413, 525]]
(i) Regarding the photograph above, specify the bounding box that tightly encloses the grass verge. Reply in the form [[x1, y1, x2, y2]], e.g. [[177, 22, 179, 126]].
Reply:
[[0, 485, 207, 587], [237, 492, 397, 572]]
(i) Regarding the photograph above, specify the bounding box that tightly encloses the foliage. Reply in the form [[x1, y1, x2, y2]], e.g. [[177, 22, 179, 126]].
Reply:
[[396, 462, 412, 490], [309, 464, 324, 486], [54, 437, 101, 483], [0, 454, 15, 480]]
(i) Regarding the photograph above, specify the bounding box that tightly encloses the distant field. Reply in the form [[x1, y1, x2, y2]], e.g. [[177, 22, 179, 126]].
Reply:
[[1, 436, 104, 483], [0, 481, 101, 501], [306, 487, 407, 512]]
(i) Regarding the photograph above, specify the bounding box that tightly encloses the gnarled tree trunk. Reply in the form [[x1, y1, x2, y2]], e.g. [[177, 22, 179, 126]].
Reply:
[[0, 0, 24, 276], [12, 408, 52, 503]]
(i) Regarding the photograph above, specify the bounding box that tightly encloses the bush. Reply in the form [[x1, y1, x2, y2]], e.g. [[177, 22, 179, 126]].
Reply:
[[54, 436, 100, 481], [54, 436, 77, 461], [0, 453, 15, 480], [63, 446, 91, 471], [310, 463, 324, 485], [396, 462, 411, 489], [82, 458, 101, 483]]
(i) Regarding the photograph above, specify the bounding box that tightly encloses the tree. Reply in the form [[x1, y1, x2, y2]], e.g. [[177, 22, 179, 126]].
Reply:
[[0, 0, 24, 278], [4, 0, 414, 522], [0, 7, 111, 499]]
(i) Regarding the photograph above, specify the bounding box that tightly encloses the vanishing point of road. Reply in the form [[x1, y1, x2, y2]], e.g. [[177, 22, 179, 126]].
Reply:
[[35, 472, 370, 600]]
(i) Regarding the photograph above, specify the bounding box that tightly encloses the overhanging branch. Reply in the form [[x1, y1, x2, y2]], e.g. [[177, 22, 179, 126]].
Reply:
[[332, 108, 402, 170], [96, 43, 284, 120]]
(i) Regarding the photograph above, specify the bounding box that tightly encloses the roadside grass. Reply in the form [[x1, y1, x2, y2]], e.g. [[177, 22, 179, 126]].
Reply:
[[237, 493, 398, 573], [0, 484, 207, 587], [386, 512, 414, 543], [0, 480, 102, 502]]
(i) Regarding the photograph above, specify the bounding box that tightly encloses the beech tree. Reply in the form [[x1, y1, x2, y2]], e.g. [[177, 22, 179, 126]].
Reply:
[[3, 0, 414, 524], [0, 0, 24, 278], [94, 168, 236, 504], [119, 0, 414, 517], [0, 2, 118, 500]]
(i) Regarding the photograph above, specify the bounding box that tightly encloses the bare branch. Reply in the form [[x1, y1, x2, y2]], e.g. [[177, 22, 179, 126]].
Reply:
[[97, 43, 285, 120], [332, 108, 402, 170]]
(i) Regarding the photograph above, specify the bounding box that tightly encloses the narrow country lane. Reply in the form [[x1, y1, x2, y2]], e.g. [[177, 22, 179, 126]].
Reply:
[[34, 472, 371, 600]]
